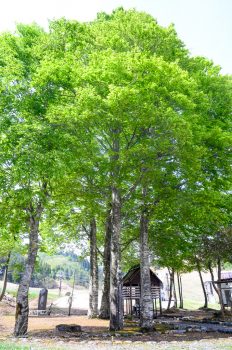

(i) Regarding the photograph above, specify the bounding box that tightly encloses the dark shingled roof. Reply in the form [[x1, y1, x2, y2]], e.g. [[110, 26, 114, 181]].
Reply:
[[215, 271, 232, 284], [221, 272, 232, 280], [122, 265, 163, 287]]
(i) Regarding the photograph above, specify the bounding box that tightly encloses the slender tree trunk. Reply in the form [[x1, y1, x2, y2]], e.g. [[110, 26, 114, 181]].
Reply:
[[167, 268, 174, 310], [177, 272, 183, 309], [140, 187, 153, 331], [173, 270, 177, 308], [68, 272, 75, 316], [99, 210, 111, 319], [0, 251, 11, 301], [180, 274, 183, 308], [196, 259, 208, 309], [208, 262, 218, 295], [208, 261, 224, 317], [217, 258, 225, 317], [14, 204, 43, 336], [109, 131, 123, 331], [110, 186, 123, 330], [88, 218, 98, 318]]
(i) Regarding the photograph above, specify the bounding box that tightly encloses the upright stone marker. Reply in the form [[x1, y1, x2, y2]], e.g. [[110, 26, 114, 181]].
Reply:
[[38, 288, 48, 310]]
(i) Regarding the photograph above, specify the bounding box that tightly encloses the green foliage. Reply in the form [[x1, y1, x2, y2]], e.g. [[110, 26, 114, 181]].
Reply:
[[0, 8, 231, 282]]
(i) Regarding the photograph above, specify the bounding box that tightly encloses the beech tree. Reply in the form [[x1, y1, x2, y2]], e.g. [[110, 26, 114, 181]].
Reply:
[[27, 10, 231, 330], [0, 24, 75, 335], [0, 8, 231, 335]]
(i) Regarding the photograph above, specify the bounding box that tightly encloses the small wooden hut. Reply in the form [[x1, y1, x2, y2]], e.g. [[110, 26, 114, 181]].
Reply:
[[122, 265, 163, 317], [215, 272, 232, 306]]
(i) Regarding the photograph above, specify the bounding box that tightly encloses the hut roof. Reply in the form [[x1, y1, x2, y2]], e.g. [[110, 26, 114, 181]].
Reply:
[[221, 272, 232, 280], [215, 271, 232, 284], [122, 265, 163, 287]]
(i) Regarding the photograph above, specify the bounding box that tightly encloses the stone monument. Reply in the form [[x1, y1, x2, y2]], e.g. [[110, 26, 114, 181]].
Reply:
[[38, 288, 48, 310]]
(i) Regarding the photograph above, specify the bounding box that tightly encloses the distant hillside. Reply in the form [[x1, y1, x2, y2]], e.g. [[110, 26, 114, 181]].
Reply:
[[38, 252, 91, 288], [4, 251, 93, 289]]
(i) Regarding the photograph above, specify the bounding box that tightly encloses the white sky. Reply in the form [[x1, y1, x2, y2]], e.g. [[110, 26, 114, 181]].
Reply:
[[0, 0, 231, 74]]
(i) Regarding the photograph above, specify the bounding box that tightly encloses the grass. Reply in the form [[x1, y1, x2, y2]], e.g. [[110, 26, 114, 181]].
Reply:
[[0, 281, 60, 302], [0, 345, 29, 350], [183, 299, 220, 310], [3, 285, 39, 301], [1, 341, 232, 350], [0, 343, 69, 350], [0, 343, 61, 350]]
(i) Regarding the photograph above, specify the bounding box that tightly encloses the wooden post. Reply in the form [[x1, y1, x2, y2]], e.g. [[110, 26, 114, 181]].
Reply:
[[154, 297, 157, 317], [130, 284, 132, 315], [159, 288, 162, 315]]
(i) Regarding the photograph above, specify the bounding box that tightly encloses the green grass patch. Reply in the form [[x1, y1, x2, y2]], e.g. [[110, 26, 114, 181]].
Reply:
[[183, 299, 220, 310], [28, 290, 40, 300], [1, 281, 57, 302], [0, 344, 29, 350], [0, 343, 61, 350]]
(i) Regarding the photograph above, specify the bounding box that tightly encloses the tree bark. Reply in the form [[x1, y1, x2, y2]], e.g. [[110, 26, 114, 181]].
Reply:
[[68, 272, 75, 316], [217, 258, 225, 317], [99, 210, 111, 319], [180, 274, 183, 308], [88, 218, 98, 318], [109, 185, 123, 330], [173, 271, 177, 308], [0, 251, 11, 301], [167, 268, 174, 310], [196, 259, 208, 309], [14, 203, 43, 336], [177, 272, 183, 309], [208, 261, 224, 317], [109, 128, 123, 331], [208, 262, 218, 295], [140, 188, 153, 331]]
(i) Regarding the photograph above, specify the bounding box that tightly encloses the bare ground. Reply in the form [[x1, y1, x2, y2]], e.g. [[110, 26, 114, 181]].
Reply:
[[1, 291, 232, 349], [1, 310, 232, 346]]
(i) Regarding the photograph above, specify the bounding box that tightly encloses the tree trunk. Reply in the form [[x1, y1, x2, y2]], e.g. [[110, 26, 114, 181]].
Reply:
[[99, 210, 111, 319], [88, 218, 98, 318], [167, 268, 174, 310], [109, 186, 123, 330], [196, 259, 208, 309], [217, 258, 225, 317], [0, 251, 11, 301], [68, 272, 75, 316], [109, 130, 123, 331], [177, 272, 183, 309], [14, 204, 43, 336], [173, 271, 177, 308], [208, 262, 218, 295], [208, 261, 224, 317], [180, 274, 183, 308], [140, 188, 153, 331]]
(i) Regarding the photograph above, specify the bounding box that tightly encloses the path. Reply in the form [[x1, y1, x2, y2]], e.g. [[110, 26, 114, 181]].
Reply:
[[53, 288, 101, 311]]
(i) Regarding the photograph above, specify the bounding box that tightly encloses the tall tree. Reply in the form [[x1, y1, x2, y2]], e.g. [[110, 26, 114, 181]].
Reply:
[[140, 187, 153, 330], [0, 24, 74, 335], [88, 218, 99, 318], [1, 9, 230, 334], [99, 209, 112, 319]]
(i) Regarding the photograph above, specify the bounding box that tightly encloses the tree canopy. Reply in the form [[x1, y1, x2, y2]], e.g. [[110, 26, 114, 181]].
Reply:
[[0, 7, 231, 334]]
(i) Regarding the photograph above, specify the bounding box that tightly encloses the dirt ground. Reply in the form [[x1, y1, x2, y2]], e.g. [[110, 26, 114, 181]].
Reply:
[[1, 300, 232, 349], [0, 314, 108, 336], [1, 310, 232, 343]]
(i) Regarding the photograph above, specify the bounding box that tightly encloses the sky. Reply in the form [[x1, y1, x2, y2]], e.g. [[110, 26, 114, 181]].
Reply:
[[0, 0, 231, 74]]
